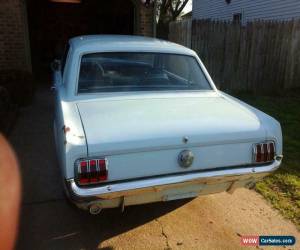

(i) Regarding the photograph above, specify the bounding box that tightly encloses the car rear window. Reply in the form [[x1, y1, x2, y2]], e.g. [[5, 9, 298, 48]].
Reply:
[[77, 52, 212, 93]]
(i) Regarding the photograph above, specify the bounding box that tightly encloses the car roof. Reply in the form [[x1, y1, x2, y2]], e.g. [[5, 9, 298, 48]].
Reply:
[[69, 35, 196, 56]]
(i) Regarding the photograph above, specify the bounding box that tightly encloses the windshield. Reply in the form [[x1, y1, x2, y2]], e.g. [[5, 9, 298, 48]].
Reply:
[[77, 52, 212, 93]]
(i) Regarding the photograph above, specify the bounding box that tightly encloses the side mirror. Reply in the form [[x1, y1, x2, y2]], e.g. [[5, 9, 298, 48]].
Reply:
[[51, 59, 61, 72]]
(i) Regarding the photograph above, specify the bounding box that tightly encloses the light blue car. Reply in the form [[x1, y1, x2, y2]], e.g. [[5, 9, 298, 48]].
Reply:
[[52, 35, 283, 214]]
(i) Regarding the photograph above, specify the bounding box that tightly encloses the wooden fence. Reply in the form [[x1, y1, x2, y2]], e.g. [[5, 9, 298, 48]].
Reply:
[[169, 19, 192, 48], [169, 19, 300, 92]]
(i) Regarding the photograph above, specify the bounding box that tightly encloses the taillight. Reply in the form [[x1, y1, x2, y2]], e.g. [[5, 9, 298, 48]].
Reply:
[[76, 158, 108, 185], [253, 141, 275, 163]]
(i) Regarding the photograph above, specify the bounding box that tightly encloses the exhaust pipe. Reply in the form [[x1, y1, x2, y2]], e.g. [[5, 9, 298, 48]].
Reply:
[[89, 204, 102, 215]]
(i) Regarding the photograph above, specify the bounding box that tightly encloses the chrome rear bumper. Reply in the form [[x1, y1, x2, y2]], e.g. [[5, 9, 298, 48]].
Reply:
[[65, 160, 281, 210]]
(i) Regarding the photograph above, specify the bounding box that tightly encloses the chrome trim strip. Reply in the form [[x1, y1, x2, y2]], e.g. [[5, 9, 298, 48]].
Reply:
[[66, 160, 281, 199]]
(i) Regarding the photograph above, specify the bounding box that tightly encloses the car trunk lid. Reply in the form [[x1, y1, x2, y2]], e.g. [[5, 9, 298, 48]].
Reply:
[[76, 93, 265, 182]]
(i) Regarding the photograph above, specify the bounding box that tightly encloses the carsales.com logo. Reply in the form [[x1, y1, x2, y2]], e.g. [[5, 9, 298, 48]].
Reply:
[[241, 235, 296, 246]]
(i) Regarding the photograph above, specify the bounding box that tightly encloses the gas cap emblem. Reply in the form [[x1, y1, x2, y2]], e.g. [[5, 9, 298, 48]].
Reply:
[[178, 150, 194, 168]]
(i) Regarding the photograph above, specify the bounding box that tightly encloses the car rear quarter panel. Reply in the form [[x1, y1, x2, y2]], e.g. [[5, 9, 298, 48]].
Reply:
[[221, 92, 283, 155], [55, 88, 88, 179]]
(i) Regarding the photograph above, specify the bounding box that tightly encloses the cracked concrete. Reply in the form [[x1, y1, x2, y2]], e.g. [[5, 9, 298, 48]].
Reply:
[[155, 219, 171, 250], [10, 88, 300, 250]]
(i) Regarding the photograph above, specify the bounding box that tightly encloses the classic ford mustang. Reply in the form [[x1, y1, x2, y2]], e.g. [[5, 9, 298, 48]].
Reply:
[[52, 35, 283, 214]]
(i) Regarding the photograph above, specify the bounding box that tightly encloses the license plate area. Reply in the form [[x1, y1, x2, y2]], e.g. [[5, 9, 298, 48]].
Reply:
[[163, 191, 199, 201]]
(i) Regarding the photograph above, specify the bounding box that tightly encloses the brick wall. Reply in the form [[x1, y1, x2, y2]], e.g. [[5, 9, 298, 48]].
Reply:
[[138, 4, 155, 37], [0, 0, 31, 72]]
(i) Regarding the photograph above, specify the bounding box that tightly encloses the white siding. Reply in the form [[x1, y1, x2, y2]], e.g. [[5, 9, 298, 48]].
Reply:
[[193, 0, 300, 22]]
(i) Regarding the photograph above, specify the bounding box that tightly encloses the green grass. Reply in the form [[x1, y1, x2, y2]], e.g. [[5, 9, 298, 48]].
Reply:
[[236, 91, 300, 229]]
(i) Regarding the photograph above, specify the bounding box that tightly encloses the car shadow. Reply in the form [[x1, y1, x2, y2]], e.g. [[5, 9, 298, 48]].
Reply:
[[17, 197, 193, 250]]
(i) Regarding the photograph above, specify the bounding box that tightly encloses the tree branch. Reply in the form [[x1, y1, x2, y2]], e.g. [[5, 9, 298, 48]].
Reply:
[[173, 0, 189, 18]]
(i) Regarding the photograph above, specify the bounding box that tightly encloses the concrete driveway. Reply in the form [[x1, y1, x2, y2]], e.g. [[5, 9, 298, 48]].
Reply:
[[10, 88, 299, 250]]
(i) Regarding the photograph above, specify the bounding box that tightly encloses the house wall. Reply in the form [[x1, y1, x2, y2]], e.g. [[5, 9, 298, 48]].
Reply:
[[193, 0, 300, 22]]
